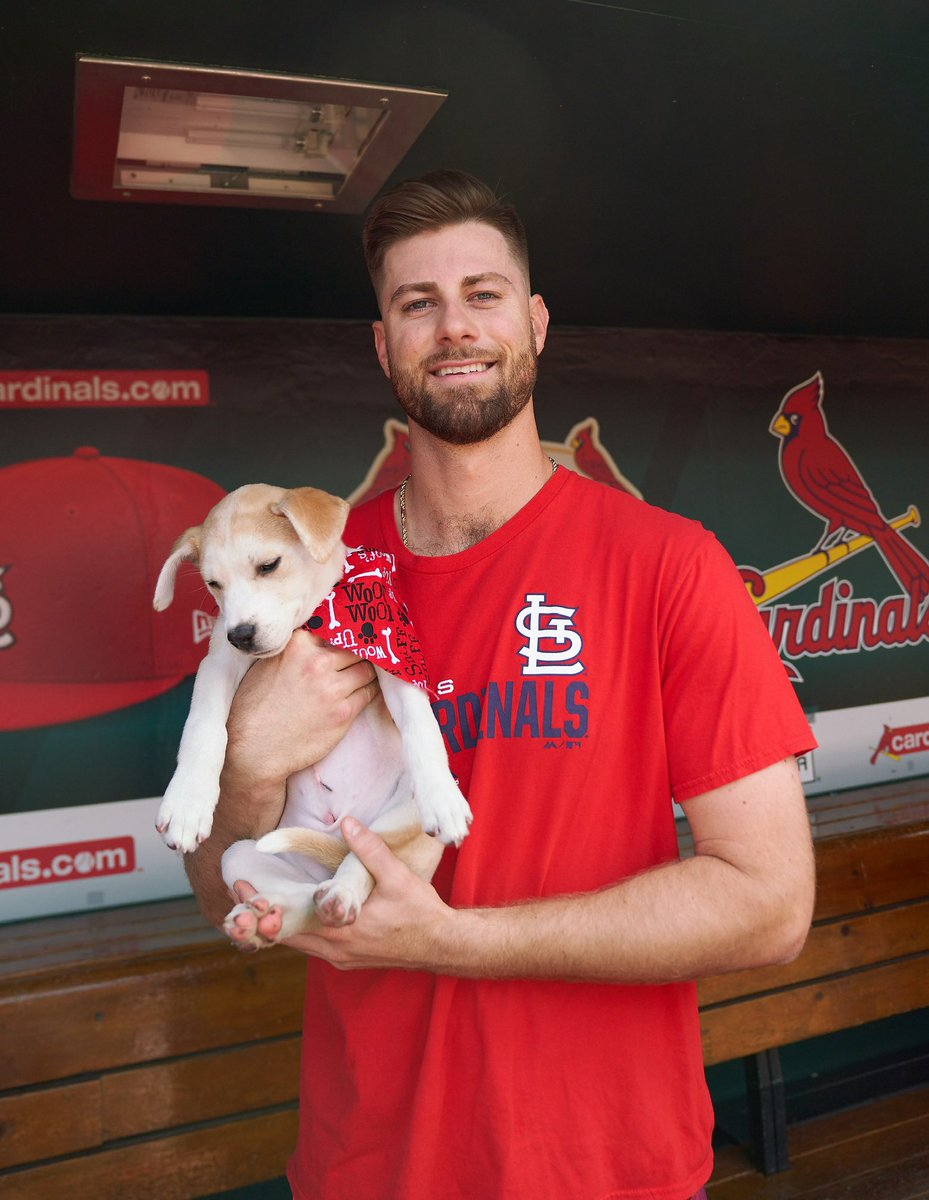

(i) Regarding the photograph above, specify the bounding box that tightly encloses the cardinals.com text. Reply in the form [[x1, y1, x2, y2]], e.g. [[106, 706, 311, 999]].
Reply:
[[0, 370, 210, 408], [0, 837, 136, 888]]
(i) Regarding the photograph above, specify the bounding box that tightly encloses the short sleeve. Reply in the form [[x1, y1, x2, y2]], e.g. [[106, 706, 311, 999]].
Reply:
[[658, 533, 816, 802]]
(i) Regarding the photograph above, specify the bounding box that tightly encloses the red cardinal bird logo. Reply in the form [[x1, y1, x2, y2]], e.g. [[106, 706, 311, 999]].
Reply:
[[348, 419, 412, 506], [565, 418, 641, 497], [770, 372, 929, 604]]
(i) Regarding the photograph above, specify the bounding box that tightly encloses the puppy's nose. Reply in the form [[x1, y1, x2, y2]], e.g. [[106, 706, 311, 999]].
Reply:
[[227, 623, 257, 652]]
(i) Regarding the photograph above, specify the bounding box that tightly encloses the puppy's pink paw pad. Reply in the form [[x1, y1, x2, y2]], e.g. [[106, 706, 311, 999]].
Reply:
[[256, 907, 283, 940], [314, 883, 359, 927], [223, 898, 283, 949]]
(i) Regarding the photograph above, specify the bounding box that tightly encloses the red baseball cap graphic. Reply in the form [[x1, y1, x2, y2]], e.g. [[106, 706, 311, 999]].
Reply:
[[0, 448, 225, 730]]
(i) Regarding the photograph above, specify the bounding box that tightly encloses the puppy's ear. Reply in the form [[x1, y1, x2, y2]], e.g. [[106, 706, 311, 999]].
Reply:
[[153, 527, 201, 611], [272, 487, 350, 563]]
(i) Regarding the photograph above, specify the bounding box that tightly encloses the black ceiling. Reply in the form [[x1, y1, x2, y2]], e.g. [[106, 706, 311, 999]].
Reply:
[[3, 1, 928, 337]]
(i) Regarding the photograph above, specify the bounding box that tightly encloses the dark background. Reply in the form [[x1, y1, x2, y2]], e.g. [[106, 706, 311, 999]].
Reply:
[[2, 1, 928, 337]]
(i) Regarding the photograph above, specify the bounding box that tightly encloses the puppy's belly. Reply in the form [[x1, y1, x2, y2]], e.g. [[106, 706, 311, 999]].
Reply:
[[280, 701, 410, 832]]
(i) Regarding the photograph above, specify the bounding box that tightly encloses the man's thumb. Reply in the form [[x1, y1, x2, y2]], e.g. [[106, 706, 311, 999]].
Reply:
[[340, 817, 390, 872]]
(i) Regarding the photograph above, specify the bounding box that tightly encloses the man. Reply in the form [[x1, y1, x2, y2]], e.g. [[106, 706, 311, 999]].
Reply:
[[188, 170, 816, 1200]]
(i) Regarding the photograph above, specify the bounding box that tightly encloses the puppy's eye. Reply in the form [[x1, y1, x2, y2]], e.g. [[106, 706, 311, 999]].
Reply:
[[206, 580, 222, 590], [258, 557, 281, 576]]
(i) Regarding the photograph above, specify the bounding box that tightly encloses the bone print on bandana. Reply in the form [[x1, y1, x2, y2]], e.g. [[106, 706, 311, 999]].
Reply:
[[303, 547, 430, 691]]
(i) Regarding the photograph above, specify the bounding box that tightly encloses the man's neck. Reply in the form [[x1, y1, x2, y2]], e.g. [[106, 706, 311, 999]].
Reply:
[[396, 406, 554, 556]]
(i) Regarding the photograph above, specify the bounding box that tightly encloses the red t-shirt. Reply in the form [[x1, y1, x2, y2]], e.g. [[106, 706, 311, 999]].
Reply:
[[288, 468, 814, 1200]]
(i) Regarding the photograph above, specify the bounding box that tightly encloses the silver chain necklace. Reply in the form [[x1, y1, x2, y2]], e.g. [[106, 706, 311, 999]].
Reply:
[[398, 457, 558, 549]]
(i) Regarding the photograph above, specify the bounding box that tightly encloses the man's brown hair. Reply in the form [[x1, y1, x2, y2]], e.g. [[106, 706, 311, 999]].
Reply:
[[362, 169, 530, 300]]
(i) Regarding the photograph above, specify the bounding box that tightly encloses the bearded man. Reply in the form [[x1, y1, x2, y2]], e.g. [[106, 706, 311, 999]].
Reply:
[[188, 170, 816, 1200]]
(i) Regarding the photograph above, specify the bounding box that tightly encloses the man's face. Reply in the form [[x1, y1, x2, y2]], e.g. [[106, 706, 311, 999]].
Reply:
[[372, 222, 549, 445]]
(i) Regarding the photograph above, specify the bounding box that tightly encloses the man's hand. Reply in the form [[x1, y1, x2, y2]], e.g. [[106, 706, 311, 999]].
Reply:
[[268, 818, 455, 970], [224, 633, 380, 806]]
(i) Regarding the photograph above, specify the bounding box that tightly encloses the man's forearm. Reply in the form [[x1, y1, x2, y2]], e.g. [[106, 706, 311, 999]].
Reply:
[[293, 839, 812, 982], [430, 852, 811, 984], [424, 762, 814, 982], [185, 773, 286, 928]]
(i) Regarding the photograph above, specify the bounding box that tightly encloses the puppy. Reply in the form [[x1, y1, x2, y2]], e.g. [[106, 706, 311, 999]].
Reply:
[[153, 483, 472, 948]]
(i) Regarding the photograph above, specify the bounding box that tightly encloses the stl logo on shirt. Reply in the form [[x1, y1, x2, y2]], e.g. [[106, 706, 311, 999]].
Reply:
[[516, 593, 585, 676]]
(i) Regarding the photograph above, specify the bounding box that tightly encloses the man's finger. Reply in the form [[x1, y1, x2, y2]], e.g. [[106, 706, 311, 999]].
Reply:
[[345, 658, 379, 690]]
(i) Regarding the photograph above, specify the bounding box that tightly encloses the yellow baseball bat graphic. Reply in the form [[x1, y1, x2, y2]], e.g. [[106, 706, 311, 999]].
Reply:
[[743, 506, 921, 607]]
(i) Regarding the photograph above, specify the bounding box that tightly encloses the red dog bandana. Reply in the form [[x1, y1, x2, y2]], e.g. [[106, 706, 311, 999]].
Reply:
[[303, 547, 430, 692]]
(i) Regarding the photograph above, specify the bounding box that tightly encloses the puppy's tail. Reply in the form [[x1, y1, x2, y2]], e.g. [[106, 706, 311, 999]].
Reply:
[[256, 828, 347, 871], [256, 824, 428, 871]]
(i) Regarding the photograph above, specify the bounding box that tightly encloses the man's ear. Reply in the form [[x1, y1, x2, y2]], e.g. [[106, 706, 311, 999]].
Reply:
[[529, 294, 550, 356], [372, 320, 392, 379]]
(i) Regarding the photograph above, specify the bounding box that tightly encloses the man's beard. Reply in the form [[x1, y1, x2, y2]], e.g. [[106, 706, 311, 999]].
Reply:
[[387, 341, 538, 446]]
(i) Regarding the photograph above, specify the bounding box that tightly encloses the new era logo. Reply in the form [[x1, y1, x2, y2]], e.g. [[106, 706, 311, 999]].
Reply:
[[193, 609, 215, 645]]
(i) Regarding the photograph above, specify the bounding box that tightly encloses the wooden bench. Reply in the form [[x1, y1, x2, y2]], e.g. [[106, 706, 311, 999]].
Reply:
[[0, 900, 307, 1199], [1, 778, 927, 1198], [696, 777, 929, 1176]]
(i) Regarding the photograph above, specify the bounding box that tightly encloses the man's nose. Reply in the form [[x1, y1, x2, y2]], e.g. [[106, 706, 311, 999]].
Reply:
[[435, 299, 479, 343]]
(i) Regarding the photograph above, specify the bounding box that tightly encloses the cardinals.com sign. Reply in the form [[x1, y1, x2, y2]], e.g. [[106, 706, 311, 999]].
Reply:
[[0, 370, 209, 407]]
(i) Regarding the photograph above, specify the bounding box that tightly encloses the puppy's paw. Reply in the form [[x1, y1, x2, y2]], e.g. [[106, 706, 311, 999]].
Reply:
[[156, 787, 216, 853], [223, 896, 285, 950], [314, 879, 363, 927], [417, 777, 473, 847]]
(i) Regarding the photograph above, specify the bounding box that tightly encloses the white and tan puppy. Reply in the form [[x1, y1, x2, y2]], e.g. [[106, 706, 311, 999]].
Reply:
[[153, 483, 471, 947]]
